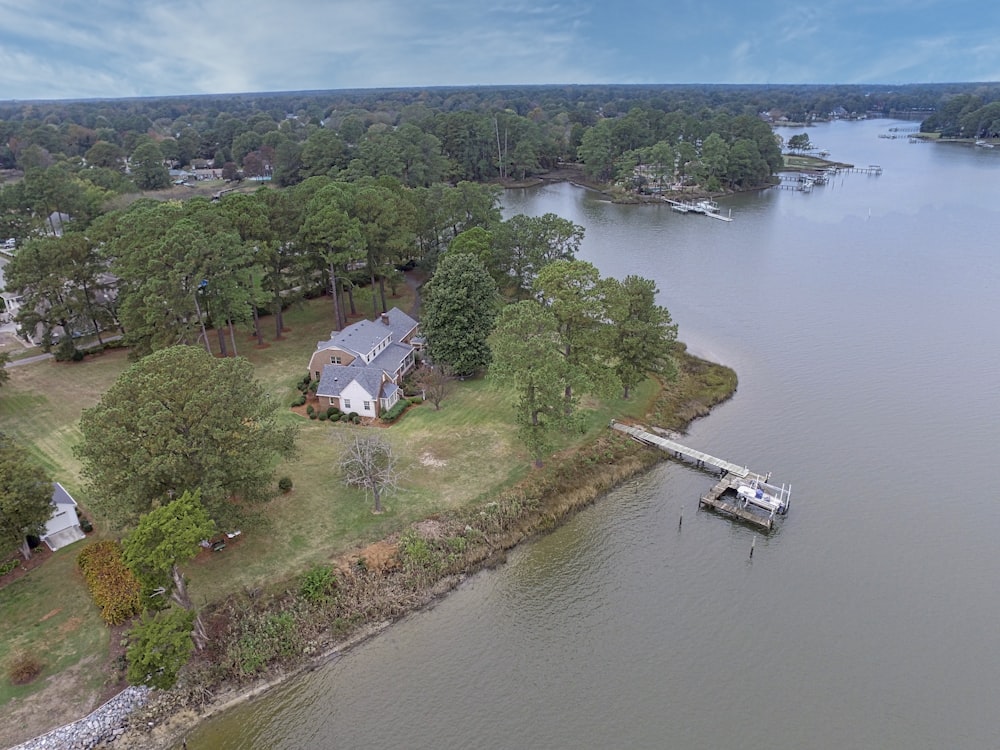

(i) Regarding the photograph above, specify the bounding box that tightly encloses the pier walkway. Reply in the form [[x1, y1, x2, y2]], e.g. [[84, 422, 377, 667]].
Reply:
[[610, 421, 751, 478]]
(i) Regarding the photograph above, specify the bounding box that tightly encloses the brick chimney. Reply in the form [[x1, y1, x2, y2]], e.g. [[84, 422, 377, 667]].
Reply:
[[381, 312, 390, 325]]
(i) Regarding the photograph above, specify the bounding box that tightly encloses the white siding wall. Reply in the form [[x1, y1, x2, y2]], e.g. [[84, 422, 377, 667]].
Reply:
[[340, 380, 378, 418]]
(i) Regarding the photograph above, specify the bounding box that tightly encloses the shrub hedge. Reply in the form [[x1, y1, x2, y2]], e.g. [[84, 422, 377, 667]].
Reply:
[[77, 540, 143, 626], [379, 399, 409, 423]]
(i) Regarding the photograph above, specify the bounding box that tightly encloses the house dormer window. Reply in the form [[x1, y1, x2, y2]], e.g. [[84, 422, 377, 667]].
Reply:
[[330, 355, 342, 364]]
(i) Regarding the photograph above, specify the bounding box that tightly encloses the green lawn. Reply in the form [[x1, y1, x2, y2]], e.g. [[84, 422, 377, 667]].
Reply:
[[0, 546, 110, 706], [0, 286, 656, 705]]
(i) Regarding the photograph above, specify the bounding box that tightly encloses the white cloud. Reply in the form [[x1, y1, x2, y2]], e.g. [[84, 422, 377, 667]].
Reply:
[[0, 0, 998, 99]]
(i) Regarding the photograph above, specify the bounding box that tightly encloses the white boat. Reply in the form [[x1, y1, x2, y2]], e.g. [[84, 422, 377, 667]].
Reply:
[[975, 140, 995, 149], [696, 200, 720, 214], [671, 204, 690, 213], [735, 478, 790, 518]]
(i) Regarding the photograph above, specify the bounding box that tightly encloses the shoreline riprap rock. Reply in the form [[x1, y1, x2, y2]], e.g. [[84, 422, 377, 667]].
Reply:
[[7, 686, 150, 750]]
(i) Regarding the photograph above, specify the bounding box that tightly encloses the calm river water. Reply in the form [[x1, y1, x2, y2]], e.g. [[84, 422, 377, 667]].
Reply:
[[185, 119, 1000, 749]]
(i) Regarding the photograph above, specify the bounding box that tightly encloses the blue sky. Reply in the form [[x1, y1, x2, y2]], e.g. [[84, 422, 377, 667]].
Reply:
[[1, 0, 998, 101]]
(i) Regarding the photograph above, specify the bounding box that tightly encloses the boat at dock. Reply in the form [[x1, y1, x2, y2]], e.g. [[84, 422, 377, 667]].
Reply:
[[735, 478, 790, 519]]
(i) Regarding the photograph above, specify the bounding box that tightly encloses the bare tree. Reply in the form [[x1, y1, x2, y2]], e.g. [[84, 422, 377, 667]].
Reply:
[[417, 363, 456, 410], [338, 433, 401, 513]]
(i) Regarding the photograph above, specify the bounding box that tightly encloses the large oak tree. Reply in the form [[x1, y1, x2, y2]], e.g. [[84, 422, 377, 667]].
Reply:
[[75, 345, 297, 530]]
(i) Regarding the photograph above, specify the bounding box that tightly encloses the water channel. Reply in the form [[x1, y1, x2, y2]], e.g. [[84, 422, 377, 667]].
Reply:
[[185, 119, 1000, 749]]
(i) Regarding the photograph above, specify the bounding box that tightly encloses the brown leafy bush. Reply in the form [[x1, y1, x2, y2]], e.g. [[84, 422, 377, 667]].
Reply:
[[7, 650, 44, 685], [77, 540, 143, 626]]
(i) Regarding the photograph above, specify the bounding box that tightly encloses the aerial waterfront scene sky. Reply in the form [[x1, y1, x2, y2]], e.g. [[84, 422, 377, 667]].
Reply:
[[1, 0, 998, 101]]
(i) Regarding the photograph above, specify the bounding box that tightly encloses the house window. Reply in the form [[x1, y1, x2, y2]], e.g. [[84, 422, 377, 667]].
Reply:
[[363, 401, 371, 411], [343, 399, 351, 410], [330, 355, 341, 364]]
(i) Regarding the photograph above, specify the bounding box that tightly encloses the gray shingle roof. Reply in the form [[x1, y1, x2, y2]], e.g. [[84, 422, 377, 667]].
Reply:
[[367, 342, 413, 375], [317, 365, 386, 400], [52, 481, 76, 508], [315, 307, 418, 357]]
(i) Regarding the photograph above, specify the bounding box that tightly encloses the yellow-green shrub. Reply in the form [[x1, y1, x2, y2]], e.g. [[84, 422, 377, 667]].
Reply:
[[77, 540, 143, 626]]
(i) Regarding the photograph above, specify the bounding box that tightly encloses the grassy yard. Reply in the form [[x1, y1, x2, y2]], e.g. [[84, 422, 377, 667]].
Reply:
[[782, 154, 852, 170], [0, 546, 110, 708], [0, 282, 658, 713]]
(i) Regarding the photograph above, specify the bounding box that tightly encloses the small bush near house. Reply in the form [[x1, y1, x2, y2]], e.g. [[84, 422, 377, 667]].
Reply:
[[326, 406, 340, 418], [6, 650, 44, 685], [306, 405, 315, 416], [278, 476, 293, 493], [291, 395, 306, 407], [347, 412, 359, 422], [329, 412, 341, 422], [380, 400, 408, 423], [318, 412, 329, 421], [0, 559, 18, 576]]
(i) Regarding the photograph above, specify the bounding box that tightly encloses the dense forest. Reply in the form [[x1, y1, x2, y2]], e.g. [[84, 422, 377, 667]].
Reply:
[[2, 81, 999, 352]]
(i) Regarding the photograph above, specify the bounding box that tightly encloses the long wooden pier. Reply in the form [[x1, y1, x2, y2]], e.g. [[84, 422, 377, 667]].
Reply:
[[610, 421, 751, 477], [610, 421, 787, 530]]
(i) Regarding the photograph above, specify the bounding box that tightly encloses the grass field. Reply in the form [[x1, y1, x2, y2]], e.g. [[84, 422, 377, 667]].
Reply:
[[0, 281, 657, 717]]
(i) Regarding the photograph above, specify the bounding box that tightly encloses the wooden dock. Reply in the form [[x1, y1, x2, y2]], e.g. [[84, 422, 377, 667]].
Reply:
[[610, 421, 786, 530], [664, 199, 734, 222], [698, 474, 775, 530]]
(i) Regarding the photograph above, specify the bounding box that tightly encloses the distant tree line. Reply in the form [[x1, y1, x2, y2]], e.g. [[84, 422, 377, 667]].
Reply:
[[2, 83, 999, 239], [919, 93, 1000, 138]]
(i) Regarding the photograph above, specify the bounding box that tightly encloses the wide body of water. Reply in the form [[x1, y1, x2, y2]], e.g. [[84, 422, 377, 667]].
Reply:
[[186, 120, 1000, 749]]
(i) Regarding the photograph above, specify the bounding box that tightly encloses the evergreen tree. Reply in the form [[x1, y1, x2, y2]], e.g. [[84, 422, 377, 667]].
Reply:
[[604, 275, 678, 399], [0, 434, 53, 559], [421, 252, 498, 375]]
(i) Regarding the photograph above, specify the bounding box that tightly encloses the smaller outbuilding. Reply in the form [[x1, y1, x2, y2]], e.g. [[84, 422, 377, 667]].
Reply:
[[40, 483, 86, 552]]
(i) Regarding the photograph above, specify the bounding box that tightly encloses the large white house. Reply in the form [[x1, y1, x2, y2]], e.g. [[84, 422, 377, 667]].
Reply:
[[308, 308, 420, 419]]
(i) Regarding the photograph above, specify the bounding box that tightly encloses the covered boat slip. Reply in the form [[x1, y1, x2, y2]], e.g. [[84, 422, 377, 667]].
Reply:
[[609, 420, 791, 530]]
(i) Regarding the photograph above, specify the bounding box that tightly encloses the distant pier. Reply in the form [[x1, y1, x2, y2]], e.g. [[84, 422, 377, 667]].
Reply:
[[664, 199, 734, 222]]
